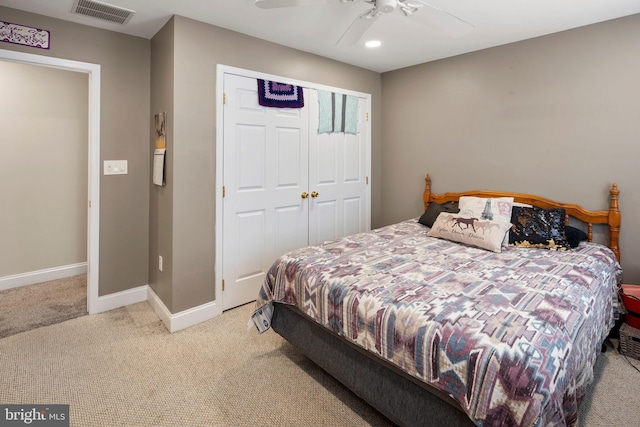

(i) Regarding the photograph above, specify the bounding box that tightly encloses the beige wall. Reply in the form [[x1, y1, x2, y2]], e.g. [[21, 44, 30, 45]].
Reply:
[[0, 7, 151, 295], [0, 61, 87, 276], [150, 16, 382, 313], [149, 19, 175, 311], [8, 6, 634, 310], [381, 15, 640, 281]]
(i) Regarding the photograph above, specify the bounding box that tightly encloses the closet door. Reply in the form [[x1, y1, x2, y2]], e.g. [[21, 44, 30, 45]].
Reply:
[[307, 91, 368, 246], [222, 74, 309, 310]]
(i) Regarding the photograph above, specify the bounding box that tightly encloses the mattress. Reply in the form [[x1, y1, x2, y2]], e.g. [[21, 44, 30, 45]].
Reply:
[[252, 219, 622, 426]]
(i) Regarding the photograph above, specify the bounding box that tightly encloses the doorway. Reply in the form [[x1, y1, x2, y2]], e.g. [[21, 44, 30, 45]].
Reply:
[[0, 48, 101, 314]]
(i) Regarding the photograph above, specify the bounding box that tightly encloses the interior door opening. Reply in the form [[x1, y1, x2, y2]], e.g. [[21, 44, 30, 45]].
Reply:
[[0, 48, 101, 314]]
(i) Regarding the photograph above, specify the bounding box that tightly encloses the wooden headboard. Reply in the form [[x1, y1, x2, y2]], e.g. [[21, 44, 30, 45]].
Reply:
[[422, 174, 621, 261]]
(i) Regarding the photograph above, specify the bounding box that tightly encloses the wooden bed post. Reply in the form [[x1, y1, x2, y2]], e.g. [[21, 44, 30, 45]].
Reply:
[[423, 174, 432, 211], [609, 183, 621, 262]]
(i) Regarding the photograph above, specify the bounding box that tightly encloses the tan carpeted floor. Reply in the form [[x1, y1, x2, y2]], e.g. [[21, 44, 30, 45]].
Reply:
[[1, 301, 639, 426], [0, 275, 87, 338]]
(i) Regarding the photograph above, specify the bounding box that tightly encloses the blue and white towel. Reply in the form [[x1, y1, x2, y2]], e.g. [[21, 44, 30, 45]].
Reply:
[[318, 90, 358, 134]]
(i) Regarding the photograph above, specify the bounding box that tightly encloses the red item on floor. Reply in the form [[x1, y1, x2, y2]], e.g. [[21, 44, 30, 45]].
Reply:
[[620, 284, 640, 329]]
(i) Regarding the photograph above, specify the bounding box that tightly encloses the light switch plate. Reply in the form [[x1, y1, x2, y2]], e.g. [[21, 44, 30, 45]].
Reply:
[[104, 160, 128, 175]]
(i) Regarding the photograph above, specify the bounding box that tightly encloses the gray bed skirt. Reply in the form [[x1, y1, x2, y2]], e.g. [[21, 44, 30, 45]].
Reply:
[[271, 303, 476, 427]]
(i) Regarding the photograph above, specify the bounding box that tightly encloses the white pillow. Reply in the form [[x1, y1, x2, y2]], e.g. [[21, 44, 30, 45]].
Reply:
[[458, 196, 514, 247], [427, 213, 512, 253], [513, 202, 533, 208]]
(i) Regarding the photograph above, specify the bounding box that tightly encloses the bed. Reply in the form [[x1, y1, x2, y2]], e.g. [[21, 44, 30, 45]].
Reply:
[[251, 175, 622, 427]]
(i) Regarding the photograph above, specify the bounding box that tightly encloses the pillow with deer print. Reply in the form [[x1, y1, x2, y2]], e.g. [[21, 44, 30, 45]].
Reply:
[[427, 212, 512, 253]]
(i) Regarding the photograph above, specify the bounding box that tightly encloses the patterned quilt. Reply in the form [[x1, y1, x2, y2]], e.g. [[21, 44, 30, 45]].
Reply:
[[252, 219, 622, 427]]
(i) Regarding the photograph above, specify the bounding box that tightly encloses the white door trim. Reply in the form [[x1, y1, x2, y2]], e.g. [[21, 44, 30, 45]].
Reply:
[[0, 48, 101, 314], [215, 64, 371, 311]]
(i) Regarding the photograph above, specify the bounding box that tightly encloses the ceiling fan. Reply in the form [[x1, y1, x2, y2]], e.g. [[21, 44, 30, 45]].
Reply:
[[255, 0, 474, 46]]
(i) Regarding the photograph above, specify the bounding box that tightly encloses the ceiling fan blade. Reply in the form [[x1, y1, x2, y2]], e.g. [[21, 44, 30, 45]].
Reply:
[[415, 1, 474, 36], [255, 0, 323, 9], [336, 13, 381, 46]]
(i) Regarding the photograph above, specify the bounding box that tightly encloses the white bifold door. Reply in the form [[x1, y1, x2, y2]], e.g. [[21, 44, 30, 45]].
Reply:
[[222, 73, 369, 310]]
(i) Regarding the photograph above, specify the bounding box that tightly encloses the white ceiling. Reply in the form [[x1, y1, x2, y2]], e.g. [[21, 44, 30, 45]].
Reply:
[[2, 0, 640, 72]]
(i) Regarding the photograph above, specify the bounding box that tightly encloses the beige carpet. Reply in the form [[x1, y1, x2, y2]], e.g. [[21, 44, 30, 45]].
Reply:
[[1, 301, 639, 426], [0, 275, 87, 338]]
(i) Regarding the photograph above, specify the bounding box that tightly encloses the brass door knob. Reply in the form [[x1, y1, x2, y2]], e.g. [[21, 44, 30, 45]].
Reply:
[[311, 191, 319, 198], [301, 192, 309, 199]]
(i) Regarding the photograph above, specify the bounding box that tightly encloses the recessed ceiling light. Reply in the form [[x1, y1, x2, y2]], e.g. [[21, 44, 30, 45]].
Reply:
[[365, 40, 381, 48]]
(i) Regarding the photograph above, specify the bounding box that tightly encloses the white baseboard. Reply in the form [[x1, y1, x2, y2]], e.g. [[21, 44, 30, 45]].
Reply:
[[0, 263, 88, 292], [147, 286, 220, 333], [96, 285, 148, 313], [1, 268, 220, 332]]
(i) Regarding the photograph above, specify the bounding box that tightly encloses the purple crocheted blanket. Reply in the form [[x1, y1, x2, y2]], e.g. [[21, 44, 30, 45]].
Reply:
[[257, 79, 304, 108]]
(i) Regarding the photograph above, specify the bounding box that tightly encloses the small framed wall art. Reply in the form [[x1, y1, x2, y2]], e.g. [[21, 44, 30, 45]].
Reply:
[[0, 20, 50, 50]]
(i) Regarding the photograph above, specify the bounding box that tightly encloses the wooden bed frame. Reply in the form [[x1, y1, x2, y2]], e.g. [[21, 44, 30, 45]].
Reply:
[[271, 175, 622, 427], [423, 174, 621, 261]]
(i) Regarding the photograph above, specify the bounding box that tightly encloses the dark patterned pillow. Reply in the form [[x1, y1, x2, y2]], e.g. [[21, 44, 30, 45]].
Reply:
[[509, 207, 571, 250], [418, 202, 459, 228], [565, 225, 588, 248]]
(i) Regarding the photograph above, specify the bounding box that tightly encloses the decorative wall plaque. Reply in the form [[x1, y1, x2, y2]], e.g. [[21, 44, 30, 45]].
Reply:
[[0, 20, 50, 50]]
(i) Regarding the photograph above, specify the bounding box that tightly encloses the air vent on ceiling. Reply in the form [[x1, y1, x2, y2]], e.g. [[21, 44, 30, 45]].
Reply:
[[71, 0, 135, 25]]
